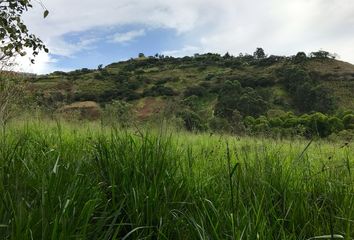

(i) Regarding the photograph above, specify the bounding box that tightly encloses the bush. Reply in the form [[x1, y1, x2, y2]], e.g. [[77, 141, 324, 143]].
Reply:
[[184, 85, 207, 97], [143, 85, 177, 97], [293, 52, 307, 63], [102, 100, 134, 127], [177, 109, 206, 131], [208, 117, 231, 133], [237, 87, 268, 117], [343, 114, 354, 129], [328, 117, 344, 132], [245, 112, 351, 138]]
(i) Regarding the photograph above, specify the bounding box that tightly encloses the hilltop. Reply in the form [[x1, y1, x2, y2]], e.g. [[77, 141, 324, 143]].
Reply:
[[9, 50, 354, 137]]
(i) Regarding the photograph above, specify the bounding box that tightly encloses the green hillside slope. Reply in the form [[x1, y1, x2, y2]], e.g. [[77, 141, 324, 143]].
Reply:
[[17, 51, 354, 137]]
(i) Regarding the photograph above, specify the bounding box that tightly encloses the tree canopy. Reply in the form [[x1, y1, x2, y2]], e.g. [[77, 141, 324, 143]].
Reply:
[[0, 0, 48, 63]]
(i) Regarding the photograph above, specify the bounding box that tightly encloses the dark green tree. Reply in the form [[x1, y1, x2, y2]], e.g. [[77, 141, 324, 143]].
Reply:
[[237, 87, 268, 116], [310, 50, 330, 59], [214, 80, 242, 119], [294, 52, 307, 63], [253, 47, 266, 59]]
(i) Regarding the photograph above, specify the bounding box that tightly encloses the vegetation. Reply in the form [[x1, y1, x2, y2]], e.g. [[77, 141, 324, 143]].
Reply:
[[0, 0, 49, 62], [0, 120, 353, 239], [1, 2, 353, 239], [9, 49, 352, 138]]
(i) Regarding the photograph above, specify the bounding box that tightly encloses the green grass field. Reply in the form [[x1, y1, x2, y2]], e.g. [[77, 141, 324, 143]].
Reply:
[[0, 120, 353, 239]]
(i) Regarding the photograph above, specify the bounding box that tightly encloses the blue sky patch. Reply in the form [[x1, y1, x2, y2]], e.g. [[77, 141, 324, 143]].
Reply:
[[52, 26, 186, 71]]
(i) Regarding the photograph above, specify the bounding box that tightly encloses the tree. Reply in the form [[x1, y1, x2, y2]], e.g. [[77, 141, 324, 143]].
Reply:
[[310, 50, 330, 59], [237, 87, 268, 116], [253, 47, 266, 59], [294, 52, 307, 63], [0, 0, 49, 63], [0, 73, 24, 126], [214, 80, 242, 119], [178, 109, 206, 131], [223, 52, 231, 59]]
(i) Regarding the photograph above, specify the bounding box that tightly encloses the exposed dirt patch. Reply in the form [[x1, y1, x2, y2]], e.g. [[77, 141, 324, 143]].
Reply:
[[58, 101, 101, 120]]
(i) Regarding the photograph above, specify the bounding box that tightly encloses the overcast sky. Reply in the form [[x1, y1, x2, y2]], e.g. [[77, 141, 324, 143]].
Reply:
[[19, 0, 354, 73]]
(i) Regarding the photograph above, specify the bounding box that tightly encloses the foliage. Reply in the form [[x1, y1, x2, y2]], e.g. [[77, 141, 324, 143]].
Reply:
[[7, 49, 354, 136], [208, 116, 231, 133], [177, 109, 206, 131], [293, 52, 307, 63], [102, 100, 134, 127], [253, 47, 266, 59], [0, 121, 353, 239], [0, 76, 24, 125], [278, 67, 336, 113], [215, 80, 268, 119], [143, 85, 177, 97], [248, 111, 354, 138], [183, 85, 208, 97], [214, 80, 243, 119], [237, 87, 268, 116], [0, 0, 48, 61], [310, 50, 336, 59]]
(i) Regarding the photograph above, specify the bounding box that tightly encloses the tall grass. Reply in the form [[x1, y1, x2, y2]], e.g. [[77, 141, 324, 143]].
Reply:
[[0, 120, 353, 239]]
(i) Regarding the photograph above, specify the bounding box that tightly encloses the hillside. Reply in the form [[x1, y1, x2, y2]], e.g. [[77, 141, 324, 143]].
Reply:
[[16, 51, 354, 137]]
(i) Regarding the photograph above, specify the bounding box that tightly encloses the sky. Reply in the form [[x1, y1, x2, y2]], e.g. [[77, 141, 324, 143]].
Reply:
[[18, 0, 354, 74]]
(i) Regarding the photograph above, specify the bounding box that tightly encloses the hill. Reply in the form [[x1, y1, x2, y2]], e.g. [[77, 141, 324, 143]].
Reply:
[[10, 50, 354, 137]]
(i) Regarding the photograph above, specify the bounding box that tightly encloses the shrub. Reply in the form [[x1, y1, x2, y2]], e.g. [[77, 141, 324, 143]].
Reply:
[[328, 117, 344, 132], [205, 73, 215, 81], [343, 114, 354, 129], [293, 52, 307, 63], [208, 117, 231, 133], [143, 85, 177, 97], [237, 88, 268, 117], [184, 85, 207, 97], [177, 109, 206, 131], [308, 113, 330, 137], [269, 117, 283, 128], [102, 100, 134, 127]]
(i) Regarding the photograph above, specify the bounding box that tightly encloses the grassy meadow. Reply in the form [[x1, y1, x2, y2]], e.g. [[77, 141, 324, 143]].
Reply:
[[0, 120, 353, 239]]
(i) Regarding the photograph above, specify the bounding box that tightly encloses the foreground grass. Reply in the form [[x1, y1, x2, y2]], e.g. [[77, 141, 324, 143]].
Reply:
[[0, 120, 353, 239]]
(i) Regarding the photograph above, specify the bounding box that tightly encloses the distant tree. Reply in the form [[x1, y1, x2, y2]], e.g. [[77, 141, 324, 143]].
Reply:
[[184, 85, 207, 97], [178, 109, 206, 131], [97, 64, 103, 71], [209, 116, 231, 133], [0, 0, 49, 63], [237, 87, 268, 116], [310, 50, 330, 59], [294, 82, 336, 113], [253, 48, 266, 59], [214, 80, 243, 119], [343, 114, 354, 129], [223, 52, 231, 59], [294, 52, 307, 63], [279, 67, 311, 93], [138, 53, 145, 58]]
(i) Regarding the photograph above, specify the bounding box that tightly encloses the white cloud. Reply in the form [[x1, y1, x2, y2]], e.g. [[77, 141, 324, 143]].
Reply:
[[162, 46, 201, 57], [47, 36, 100, 57], [110, 29, 146, 43], [21, 0, 354, 73], [15, 53, 55, 74]]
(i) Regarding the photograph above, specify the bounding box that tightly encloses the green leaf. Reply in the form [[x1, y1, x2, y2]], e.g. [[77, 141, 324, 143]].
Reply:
[[43, 10, 49, 18]]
